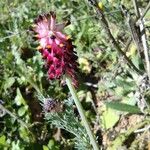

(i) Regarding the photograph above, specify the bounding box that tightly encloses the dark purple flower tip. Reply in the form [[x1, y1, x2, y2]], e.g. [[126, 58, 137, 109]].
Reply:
[[43, 98, 63, 113]]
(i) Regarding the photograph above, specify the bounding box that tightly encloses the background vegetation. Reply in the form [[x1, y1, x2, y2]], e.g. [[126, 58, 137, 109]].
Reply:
[[0, 0, 150, 149]]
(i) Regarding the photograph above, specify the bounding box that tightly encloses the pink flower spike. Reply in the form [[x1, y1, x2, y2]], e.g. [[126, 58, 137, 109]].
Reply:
[[43, 49, 49, 58], [49, 73, 55, 79], [47, 54, 53, 63], [55, 38, 61, 45], [32, 11, 78, 87], [40, 38, 48, 48], [53, 57, 59, 64], [50, 64, 55, 71], [48, 37, 53, 45], [56, 69, 61, 77]]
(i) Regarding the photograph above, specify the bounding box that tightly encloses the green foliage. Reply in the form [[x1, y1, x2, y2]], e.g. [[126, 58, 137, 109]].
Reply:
[[0, 0, 150, 149], [0, 135, 7, 148], [101, 108, 120, 130], [44, 99, 91, 150]]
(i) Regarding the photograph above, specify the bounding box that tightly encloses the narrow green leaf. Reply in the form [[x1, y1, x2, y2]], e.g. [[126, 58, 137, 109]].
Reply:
[[106, 102, 141, 114]]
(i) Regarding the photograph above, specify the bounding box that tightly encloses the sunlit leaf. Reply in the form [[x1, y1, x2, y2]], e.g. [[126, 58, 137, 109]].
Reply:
[[101, 108, 120, 130], [14, 88, 26, 106], [3, 77, 15, 91], [43, 145, 49, 150], [106, 102, 141, 113], [0, 135, 6, 145]]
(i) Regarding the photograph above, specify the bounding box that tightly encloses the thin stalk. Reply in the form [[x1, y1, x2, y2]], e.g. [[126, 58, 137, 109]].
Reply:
[[65, 76, 99, 150], [139, 9, 150, 82], [136, 1, 150, 25], [0, 103, 28, 128], [88, 0, 142, 75], [0, 103, 36, 142], [132, 0, 140, 18]]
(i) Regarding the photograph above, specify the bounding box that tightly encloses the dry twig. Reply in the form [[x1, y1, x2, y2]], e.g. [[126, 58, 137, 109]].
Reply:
[[88, 0, 142, 75]]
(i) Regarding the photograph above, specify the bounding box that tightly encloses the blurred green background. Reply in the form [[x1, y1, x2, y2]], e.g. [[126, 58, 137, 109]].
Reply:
[[0, 0, 150, 149]]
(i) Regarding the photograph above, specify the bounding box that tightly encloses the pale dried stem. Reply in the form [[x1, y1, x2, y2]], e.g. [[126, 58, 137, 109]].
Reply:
[[132, 0, 150, 81], [136, 1, 150, 25], [132, 0, 140, 18], [139, 9, 150, 82]]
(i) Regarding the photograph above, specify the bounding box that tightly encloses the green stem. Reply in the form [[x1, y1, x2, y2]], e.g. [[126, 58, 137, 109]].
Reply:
[[66, 76, 99, 150]]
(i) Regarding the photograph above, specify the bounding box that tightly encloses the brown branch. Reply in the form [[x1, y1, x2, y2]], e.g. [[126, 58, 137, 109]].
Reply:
[[132, 0, 140, 18], [121, 5, 144, 60], [88, 0, 143, 75], [111, 38, 132, 79]]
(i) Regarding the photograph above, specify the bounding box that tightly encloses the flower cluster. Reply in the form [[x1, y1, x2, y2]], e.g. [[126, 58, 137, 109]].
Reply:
[[32, 12, 78, 86], [43, 98, 63, 113]]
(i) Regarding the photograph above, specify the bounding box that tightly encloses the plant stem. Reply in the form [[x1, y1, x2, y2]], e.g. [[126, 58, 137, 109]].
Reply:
[[65, 76, 99, 150], [136, 1, 150, 25], [138, 9, 150, 82], [132, 0, 140, 18]]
